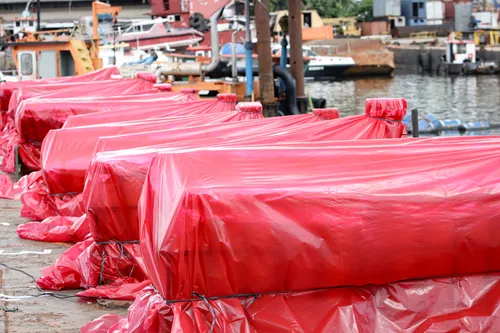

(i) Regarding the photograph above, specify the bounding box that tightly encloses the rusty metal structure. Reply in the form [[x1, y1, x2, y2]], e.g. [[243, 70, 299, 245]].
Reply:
[[255, 0, 276, 117], [288, 0, 306, 113]]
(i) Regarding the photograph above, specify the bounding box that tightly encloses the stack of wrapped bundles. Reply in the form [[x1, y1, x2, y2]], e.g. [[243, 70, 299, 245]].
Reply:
[[83, 135, 500, 332], [37, 99, 407, 300]]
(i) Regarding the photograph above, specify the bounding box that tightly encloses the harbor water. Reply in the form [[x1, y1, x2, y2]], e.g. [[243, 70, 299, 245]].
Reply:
[[308, 74, 500, 133]]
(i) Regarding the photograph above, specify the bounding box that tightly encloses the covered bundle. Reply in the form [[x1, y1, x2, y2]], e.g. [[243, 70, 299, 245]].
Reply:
[[0, 77, 158, 173], [139, 138, 500, 301], [7, 77, 155, 119], [21, 102, 259, 221], [82, 135, 500, 332], [16, 89, 196, 141], [63, 93, 234, 129], [13, 90, 196, 171], [36, 99, 407, 296], [0, 66, 119, 113], [41, 100, 255, 195]]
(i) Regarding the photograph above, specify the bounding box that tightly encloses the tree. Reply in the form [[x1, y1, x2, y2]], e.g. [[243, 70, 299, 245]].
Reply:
[[270, 0, 288, 11]]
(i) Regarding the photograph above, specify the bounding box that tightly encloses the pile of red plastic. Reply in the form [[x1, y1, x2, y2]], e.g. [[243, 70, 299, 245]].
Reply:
[[0, 67, 119, 118], [34, 100, 407, 300], [8, 80, 496, 332], [0, 72, 164, 173], [82, 136, 500, 332], [18, 95, 241, 221]]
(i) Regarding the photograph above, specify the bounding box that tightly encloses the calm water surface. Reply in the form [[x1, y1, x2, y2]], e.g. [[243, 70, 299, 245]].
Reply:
[[307, 74, 500, 124]]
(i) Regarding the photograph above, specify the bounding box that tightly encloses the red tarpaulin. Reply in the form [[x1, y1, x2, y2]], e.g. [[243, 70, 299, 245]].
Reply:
[[15, 90, 196, 141], [41, 103, 257, 195], [13, 91, 196, 171], [62, 93, 234, 129], [83, 271, 500, 333], [36, 99, 407, 295], [19, 100, 254, 220], [138, 139, 500, 301], [0, 66, 119, 112], [0, 77, 158, 173], [7, 77, 155, 121]]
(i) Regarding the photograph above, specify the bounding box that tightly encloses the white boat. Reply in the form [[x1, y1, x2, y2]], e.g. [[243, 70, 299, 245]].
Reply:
[[271, 44, 355, 80]]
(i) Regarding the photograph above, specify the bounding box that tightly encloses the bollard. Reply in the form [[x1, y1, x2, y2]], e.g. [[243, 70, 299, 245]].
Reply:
[[411, 109, 419, 138]]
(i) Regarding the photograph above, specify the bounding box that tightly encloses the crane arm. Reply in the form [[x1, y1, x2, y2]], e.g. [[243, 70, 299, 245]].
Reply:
[[92, 1, 122, 42]]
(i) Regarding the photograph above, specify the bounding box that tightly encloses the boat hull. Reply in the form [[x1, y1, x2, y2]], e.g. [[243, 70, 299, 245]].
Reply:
[[304, 64, 353, 80], [118, 33, 204, 50]]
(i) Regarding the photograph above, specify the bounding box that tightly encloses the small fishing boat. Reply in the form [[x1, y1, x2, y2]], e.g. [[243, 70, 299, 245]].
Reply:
[[440, 39, 500, 75], [271, 44, 355, 80]]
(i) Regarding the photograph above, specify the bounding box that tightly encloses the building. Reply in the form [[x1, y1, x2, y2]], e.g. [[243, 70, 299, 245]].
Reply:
[[0, 0, 150, 24], [401, 0, 427, 26]]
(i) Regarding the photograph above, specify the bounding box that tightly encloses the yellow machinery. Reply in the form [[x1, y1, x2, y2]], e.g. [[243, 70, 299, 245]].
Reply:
[[3, 1, 121, 80], [323, 17, 361, 37], [473, 30, 500, 46], [409, 31, 437, 39]]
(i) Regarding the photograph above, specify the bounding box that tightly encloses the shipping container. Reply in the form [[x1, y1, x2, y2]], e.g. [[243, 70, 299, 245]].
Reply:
[[360, 21, 389, 36], [444, 1, 455, 19], [455, 3, 473, 31], [373, 0, 402, 17], [426, 0, 445, 20], [472, 11, 498, 29]]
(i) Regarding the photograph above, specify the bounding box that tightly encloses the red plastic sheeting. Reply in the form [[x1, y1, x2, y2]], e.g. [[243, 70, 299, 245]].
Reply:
[[82, 102, 407, 244], [84, 110, 406, 245], [0, 66, 119, 112], [20, 189, 84, 221], [139, 138, 500, 300], [37, 99, 406, 296], [313, 108, 340, 119], [41, 109, 262, 195], [0, 78, 158, 173], [63, 94, 233, 129], [0, 170, 42, 200], [82, 272, 500, 333], [17, 214, 89, 243], [37, 239, 148, 291], [19, 106, 255, 219], [15, 90, 195, 141], [7, 78, 155, 120], [76, 278, 151, 301], [37, 104, 406, 295]]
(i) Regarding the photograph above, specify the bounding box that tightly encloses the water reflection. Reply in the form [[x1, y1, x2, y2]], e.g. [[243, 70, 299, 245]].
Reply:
[[307, 74, 500, 124]]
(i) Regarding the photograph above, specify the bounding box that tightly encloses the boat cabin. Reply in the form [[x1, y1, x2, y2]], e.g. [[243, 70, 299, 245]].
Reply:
[[445, 40, 476, 64], [122, 18, 171, 37], [2, 31, 99, 81]]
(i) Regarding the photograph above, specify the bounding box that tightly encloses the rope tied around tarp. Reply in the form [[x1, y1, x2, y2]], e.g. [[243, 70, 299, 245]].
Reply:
[[366, 114, 403, 123], [48, 191, 80, 198], [95, 240, 140, 285]]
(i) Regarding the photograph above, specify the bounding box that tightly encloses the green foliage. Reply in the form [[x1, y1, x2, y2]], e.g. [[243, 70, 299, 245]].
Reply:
[[269, 0, 373, 20]]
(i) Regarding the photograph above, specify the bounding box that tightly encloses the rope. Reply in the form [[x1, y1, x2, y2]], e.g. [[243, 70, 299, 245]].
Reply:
[[192, 292, 216, 333], [95, 240, 140, 285]]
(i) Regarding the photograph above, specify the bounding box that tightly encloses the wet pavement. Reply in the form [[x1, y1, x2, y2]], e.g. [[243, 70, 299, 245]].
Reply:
[[0, 198, 129, 333]]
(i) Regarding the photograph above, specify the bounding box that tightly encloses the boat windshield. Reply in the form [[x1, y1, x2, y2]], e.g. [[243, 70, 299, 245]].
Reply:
[[303, 49, 317, 57]]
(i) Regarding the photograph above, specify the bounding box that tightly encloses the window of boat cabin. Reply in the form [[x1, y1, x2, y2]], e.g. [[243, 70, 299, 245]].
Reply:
[[142, 24, 154, 32], [20, 53, 33, 76], [457, 43, 467, 54]]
